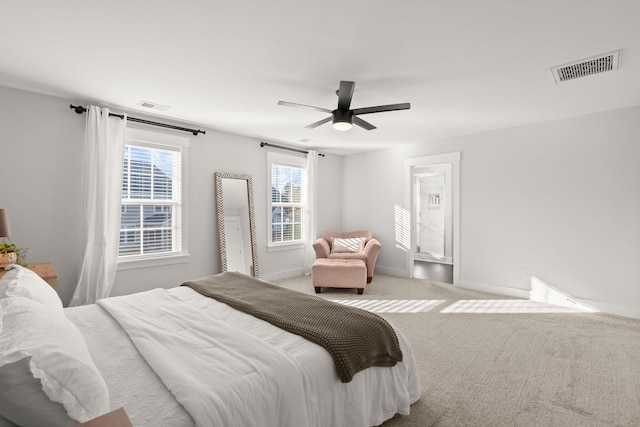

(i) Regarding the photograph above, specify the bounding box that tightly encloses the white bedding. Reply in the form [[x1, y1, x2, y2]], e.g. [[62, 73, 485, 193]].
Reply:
[[69, 286, 420, 426], [65, 303, 194, 426]]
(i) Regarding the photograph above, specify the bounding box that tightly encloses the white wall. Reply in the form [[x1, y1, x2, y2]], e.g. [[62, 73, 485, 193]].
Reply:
[[343, 106, 640, 318], [4, 83, 637, 318], [0, 85, 343, 304], [342, 148, 410, 277], [0, 86, 85, 306]]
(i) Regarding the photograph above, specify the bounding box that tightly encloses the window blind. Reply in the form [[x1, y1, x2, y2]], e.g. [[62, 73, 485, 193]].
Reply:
[[270, 163, 304, 244], [119, 143, 182, 257]]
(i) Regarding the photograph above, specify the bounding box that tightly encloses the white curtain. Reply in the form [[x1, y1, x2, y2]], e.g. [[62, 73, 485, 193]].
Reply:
[[69, 106, 126, 306], [303, 150, 319, 274]]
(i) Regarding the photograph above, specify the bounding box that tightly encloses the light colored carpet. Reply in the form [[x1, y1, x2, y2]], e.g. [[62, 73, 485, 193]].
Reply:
[[273, 274, 640, 427]]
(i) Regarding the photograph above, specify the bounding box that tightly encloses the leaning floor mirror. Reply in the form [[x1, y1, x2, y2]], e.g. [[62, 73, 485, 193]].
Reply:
[[214, 172, 259, 278]]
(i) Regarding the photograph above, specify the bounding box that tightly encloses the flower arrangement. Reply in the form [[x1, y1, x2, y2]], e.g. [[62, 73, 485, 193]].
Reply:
[[0, 241, 30, 267]]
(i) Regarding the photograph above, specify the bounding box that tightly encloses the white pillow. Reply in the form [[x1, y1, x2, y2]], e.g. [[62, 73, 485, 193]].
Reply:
[[331, 237, 366, 253], [0, 297, 110, 426], [0, 265, 63, 312]]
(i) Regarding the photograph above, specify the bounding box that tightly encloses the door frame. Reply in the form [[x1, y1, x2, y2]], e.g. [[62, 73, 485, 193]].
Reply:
[[405, 152, 461, 284]]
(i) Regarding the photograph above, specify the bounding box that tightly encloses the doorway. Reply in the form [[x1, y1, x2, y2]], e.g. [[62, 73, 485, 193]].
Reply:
[[414, 164, 452, 264], [413, 260, 453, 283], [405, 152, 460, 284]]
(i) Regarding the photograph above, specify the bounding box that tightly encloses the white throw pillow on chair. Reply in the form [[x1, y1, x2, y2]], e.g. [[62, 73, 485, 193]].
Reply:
[[331, 237, 366, 253]]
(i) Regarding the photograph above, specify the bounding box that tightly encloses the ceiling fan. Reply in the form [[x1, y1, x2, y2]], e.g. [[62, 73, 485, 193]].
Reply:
[[278, 80, 410, 131]]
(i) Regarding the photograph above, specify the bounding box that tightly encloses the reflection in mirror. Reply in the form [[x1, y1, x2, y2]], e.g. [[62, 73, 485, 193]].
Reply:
[[215, 172, 259, 277]]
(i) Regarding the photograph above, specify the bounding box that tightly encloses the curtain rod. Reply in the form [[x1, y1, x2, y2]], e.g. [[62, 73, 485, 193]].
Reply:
[[260, 141, 325, 157], [69, 105, 206, 136]]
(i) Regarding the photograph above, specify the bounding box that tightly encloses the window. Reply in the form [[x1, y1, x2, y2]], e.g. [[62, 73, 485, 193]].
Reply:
[[118, 128, 189, 266], [268, 152, 306, 246]]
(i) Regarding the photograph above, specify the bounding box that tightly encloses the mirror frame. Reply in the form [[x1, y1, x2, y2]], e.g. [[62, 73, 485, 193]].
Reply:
[[214, 172, 259, 278]]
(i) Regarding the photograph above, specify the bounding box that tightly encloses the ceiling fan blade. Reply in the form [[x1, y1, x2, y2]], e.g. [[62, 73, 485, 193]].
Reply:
[[337, 81, 355, 111], [278, 101, 332, 114], [351, 102, 411, 115], [305, 116, 332, 129], [353, 116, 377, 131]]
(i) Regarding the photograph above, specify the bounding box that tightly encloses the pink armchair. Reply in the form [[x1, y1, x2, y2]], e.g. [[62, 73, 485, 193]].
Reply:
[[312, 230, 381, 283]]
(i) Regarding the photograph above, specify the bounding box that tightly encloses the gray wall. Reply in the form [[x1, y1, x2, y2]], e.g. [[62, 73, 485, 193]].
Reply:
[[1, 86, 85, 305], [0, 85, 343, 304], [342, 106, 640, 318], [2, 83, 638, 318]]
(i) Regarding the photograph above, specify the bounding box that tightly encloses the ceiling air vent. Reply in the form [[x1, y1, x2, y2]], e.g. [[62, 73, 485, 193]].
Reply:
[[137, 100, 170, 111], [550, 49, 621, 84]]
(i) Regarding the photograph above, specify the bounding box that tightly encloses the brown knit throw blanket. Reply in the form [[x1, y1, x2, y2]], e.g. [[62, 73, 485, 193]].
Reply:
[[181, 272, 403, 383]]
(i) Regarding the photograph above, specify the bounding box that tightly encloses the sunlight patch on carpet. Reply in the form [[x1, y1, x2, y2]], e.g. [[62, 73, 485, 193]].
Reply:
[[329, 299, 446, 313], [440, 299, 589, 314]]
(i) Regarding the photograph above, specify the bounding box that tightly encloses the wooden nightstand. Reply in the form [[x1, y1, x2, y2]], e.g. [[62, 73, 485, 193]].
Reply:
[[0, 262, 57, 289]]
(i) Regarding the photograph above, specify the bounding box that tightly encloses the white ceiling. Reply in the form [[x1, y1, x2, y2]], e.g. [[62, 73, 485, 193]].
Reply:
[[1, 1, 639, 155]]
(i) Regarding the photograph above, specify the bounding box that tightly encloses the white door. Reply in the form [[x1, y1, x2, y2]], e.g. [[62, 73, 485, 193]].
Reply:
[[224, 216, 246, 274]]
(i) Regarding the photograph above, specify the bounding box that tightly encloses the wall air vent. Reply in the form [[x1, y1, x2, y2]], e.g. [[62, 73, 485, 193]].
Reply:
[[550, 49, 621, 84], [137, 100, 170, 111]]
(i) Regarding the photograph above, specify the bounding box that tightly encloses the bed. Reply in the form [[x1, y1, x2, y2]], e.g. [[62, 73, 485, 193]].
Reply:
[[0, 266, 420, 427]]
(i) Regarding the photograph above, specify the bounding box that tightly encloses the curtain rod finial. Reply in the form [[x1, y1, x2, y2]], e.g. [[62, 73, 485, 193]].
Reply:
[[70, 104, 87, 114]]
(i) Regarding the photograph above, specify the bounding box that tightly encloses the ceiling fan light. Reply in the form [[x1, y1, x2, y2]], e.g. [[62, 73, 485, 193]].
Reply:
[[332, 110, 354, 131], [332, 121, 353, 131]]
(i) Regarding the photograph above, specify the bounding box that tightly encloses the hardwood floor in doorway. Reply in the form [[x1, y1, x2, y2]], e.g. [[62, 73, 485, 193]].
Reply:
[[413, 260, 453, 284]]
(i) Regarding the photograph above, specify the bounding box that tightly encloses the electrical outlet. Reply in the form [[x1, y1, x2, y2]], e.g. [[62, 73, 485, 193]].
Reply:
[[523, 269, 531, 279]]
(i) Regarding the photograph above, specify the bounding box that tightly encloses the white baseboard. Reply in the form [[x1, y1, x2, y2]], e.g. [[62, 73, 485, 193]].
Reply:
[[457, 277, 640, 320], [528, 276, 595, 311], [574, 298, 640, 320], [454, 279, 529, 299], [260, 267, 306, 282], [376, 265, 408, 278]]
